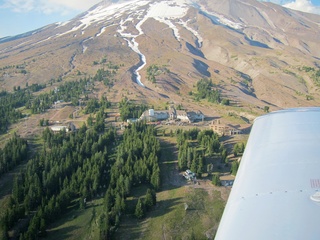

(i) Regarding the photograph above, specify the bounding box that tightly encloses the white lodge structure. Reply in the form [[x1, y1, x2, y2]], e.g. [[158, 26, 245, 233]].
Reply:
[[50, 122, 76, 133], [139, 106, 204, 123]]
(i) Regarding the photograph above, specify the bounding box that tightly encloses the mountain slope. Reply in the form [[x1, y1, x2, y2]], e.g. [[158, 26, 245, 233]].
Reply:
[[1, 0, 320, 110]]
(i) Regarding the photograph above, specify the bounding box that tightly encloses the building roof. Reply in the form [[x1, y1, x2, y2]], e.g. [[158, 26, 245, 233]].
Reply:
[[215, 107, 320, 240], [50, 125, 67, 131]]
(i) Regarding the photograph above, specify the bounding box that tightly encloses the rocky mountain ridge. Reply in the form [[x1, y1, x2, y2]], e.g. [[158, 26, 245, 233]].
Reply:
[[1, 0, 320, 111]]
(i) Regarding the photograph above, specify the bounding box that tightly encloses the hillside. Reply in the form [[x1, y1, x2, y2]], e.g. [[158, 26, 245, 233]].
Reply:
[[0, 0, 320, 115]]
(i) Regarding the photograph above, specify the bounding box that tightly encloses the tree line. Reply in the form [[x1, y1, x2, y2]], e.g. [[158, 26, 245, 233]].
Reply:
[[177, 128, 228, 177], [0, 133, 28, 178], [0, 90, 31, 134], [0, 67, 115, 135], [0, 124, 116, 239], [25, 78, 92, 114], [100, 122, 161, 239], [194, 78, 230, 105], [93, 68, 117, 87], [0, 121, 161, 239], [0, 79, 90, 134], [118, 97, 148, 121]]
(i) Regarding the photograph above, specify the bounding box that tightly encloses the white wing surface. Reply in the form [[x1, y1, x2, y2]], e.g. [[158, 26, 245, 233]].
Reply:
[[215, 107, 320, 240]]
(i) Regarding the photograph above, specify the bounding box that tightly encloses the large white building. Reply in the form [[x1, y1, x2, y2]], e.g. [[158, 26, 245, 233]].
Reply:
[[139, 106, 204, 123], [50, 122, 76, 133], [139, 109, 169, 122]]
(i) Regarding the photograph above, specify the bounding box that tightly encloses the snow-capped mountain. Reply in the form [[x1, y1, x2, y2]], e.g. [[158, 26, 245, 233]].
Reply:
[[1, 0, 320, 109]]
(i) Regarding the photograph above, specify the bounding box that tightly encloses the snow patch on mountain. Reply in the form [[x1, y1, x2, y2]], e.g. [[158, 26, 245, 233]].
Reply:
[[78, 0, 150, 27], [33, 36, 53, 46], [96, 27, 107, 37], [179, 19, 203, 47], [147, 1, 188, 18], [56, 21, 71, 27], [55, 0, 149, 37], [145, 1, 190, 41], [196, 4, 244, 31], [117, 17, 146, 87], [207, 12, 244, 30], [82, 37, 93, 53], [115, 0, 191, 86], [125, 37, 147, 87]]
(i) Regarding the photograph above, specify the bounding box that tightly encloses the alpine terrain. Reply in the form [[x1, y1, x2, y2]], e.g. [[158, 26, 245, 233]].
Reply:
[[1, 0, 320, 239], [1, 0, 320, 110]]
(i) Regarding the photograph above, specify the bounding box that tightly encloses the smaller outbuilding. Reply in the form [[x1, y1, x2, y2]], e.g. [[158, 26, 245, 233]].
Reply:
[[210, 119, 242, 136], [183, 169, 196, 180]]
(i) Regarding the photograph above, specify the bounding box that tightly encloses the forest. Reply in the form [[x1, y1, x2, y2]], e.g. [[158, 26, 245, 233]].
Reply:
[[0, 79, 91, 134], [195, 78, 221, 103], [0, 90, 31, 134], [176, 128, 228, 177], [118, 97, 148, 121], [0, 121, 160, 240], [100, 121, 160, 238], [0, 65, 118, 136], [0, 133, 28, 178]]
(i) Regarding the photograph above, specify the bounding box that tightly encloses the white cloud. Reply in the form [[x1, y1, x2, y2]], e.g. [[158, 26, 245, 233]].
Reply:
[[262, 0, 320, 14], [1, 0, 36, 12], [1, 0, 101, 14], [46, 0, 101, 11], [262, 0, 289, 4], [283, 0, 320, 14]]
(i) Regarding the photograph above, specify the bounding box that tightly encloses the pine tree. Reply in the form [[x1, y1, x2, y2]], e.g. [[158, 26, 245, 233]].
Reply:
[[212, 173, 221, 186], [231, 161, 239, 176], [135, 198, 145, 219], [145, 188, 156, 210], [151, 168, 160, 190]]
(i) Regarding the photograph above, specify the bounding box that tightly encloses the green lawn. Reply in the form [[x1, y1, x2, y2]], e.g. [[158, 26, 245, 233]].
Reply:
[[44, 199, 104, 240]]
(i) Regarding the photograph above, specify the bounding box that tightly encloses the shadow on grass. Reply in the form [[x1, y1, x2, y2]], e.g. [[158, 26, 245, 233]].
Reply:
[[125, 188, 182, 214], [117, 197, 183, 239], [151, 197, 183, 218], [158, 138, 188, 192], [44, 225, 80, 240], [43, 199, 103, 240]]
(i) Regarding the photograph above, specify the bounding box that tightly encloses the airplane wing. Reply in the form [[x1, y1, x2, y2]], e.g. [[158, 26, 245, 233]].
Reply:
[[215, 107, 320, 240]]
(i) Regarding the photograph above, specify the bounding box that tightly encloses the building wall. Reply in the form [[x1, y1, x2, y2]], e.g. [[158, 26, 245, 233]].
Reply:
[[155, 112, 169, 120]]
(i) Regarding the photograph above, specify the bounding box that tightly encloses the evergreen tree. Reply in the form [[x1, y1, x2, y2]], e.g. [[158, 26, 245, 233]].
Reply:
[[231, 161, 239, 176], [233, 142, 245, 157], [135, 198, 145, 219], [221, 148, 227, 163], [145, 188, 156, 210], [151, 168, 161, 190], [212, 173, 221, 186]]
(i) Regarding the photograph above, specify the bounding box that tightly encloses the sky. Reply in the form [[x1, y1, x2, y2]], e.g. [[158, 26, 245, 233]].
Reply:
[[0, 0, 320, 38]]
